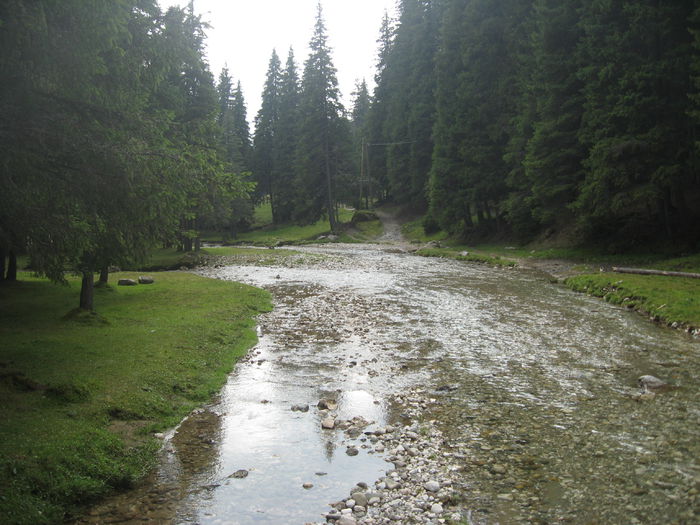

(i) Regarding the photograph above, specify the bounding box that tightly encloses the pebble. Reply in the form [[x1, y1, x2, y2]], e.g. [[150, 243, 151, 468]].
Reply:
[[430, 503, 444, 513], [424, 481, 440, 492]]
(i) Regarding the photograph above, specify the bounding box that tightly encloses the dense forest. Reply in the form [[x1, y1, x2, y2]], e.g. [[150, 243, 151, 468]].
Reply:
[[2, 0, 700, 308]]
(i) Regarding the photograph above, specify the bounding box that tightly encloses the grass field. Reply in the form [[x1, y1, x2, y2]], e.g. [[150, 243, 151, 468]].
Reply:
[[0, 272, 271, 524]]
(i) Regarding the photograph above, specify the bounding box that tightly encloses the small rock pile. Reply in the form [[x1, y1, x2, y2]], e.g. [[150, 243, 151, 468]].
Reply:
[[308, 389, 467, 525]]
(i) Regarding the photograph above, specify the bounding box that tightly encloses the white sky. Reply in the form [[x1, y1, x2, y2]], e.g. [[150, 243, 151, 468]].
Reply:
[[161, 0, 397, 119]]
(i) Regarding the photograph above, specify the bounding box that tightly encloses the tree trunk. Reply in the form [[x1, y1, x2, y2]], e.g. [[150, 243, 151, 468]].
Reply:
[[6, 250, 17, 281], [612, 267, 700, 279], [194, 237, 201, 252], [0, 247, 5, 281], [324, 131, 337, 232], [80, 271, 95, 310], [98, 265, 109, 284], [183, 237, 193, 252]]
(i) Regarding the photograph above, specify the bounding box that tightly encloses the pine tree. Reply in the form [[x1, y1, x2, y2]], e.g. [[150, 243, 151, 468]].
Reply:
[[350, 79, 371, 208], [366, 10, 395, 201], [231, 80, 252, 171], [576, 0, 698, 245], [275, 48, 302, 223], [381, 0, 441, 210], [253, 50, 282, 217], [428, 0, 532, 237], [518, 0, 586, 234], [296, 3, 346, 229]]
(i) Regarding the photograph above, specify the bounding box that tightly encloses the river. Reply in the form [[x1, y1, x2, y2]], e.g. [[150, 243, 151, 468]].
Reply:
[[78, 238, 700, 524]]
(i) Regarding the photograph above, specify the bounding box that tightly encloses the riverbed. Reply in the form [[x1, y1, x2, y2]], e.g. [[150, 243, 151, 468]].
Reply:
[[78, 240, 700, 524]]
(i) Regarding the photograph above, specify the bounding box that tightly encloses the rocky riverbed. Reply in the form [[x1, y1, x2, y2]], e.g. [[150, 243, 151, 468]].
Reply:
[[77, 240, 700, 524]]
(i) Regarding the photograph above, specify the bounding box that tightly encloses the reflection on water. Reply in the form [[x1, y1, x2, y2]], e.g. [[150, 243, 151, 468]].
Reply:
[[78, 243, 699, 524]]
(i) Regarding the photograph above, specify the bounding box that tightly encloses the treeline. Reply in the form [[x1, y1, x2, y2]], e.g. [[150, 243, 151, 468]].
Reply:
[[0, 1, 253, 308], [252, 5, 362, 230], [363, 0, 700, 249], [4, 0, 699, 312]]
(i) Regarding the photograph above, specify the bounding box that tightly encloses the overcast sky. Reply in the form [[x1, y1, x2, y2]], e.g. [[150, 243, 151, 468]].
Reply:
[[161, 0, 397, 119]]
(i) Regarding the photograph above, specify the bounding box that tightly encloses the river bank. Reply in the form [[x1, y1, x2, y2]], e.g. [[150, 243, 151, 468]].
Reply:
[[0, 272, 271, 524], [402, 236, 700, 338]]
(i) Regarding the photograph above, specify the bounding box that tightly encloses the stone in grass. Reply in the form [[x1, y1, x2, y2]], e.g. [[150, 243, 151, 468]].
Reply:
[[138, 276, 154, 284], [229, 469, 249, 479], [118, 279, 137, 286]]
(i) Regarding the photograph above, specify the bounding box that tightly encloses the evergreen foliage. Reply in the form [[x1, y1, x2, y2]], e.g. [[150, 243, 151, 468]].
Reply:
[[0, 1, 253, 309], [383, 0, 700, 248], [295, 3, 349, 230]]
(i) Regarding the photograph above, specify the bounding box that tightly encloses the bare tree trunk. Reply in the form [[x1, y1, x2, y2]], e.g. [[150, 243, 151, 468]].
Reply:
[[80, 271, 95, 310], [612, 267, 700, 279], [325, 138, 337, 232], [5, 251, 17, 282], [98, 265, 109, 285]]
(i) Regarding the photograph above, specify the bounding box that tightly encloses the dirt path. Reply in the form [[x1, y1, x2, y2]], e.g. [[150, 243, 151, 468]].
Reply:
[[374, 208, 408, 244]]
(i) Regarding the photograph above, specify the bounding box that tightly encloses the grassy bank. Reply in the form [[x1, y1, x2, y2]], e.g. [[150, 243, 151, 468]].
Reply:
[[402, 215, 700, 332], [205, 204, 357, 246], [0, 272, 271, 524], [565, 272, 700, 332], [415, 247, 516, 267]]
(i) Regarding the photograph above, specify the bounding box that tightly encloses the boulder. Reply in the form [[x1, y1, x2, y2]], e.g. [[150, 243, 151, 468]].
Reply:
[[138, 276, 154, 284], [118, 279, 137, 286]]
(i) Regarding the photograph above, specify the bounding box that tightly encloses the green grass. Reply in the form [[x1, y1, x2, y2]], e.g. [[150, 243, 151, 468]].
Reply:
[[415, 247, 516, 267], [401, 218, 449, 243], [354, 219, 383, 240], [0, 272, 271, 524], [252, 200, 274, 228], [565, 272, 700, 330], [130, 247, 208, 271], [232, 207, 355, 246]]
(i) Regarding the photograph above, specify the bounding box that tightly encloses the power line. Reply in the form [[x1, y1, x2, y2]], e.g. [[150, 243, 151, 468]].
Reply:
[[366, 140, 416, 147]]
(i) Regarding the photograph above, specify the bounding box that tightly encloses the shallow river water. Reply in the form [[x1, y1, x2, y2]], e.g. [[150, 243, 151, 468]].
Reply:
[[79, 240, 699, 524]]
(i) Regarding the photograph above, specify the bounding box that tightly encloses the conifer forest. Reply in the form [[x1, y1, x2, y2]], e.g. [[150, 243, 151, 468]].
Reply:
[[2, 1, 700, 299]]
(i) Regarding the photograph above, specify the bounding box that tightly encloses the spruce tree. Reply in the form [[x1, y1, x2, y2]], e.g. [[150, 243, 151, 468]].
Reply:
[[296, 3, 346, 229], [275, 48, 302, 223], [382, 0, 441, 210], [366, 10, 395, 201], [576, 0, 698, 244], [253, 50, 282, 218], [350, 79, 371, 208], [520, 0, 586, 233]]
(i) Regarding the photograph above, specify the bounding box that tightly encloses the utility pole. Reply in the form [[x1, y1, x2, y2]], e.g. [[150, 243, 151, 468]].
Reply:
[[359, 137, 365, 209]]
